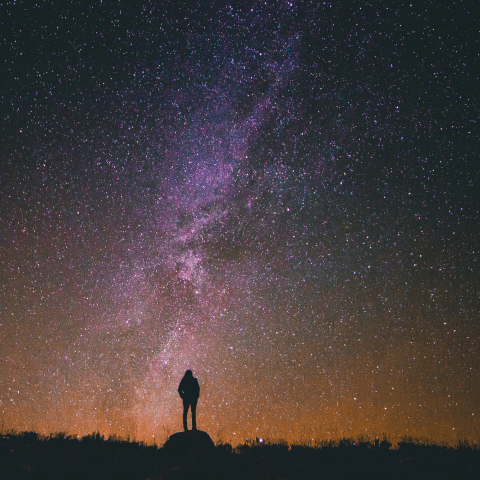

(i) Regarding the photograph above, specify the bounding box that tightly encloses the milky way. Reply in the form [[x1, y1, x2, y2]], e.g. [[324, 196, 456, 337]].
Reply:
[[1, 1, 478, 445]]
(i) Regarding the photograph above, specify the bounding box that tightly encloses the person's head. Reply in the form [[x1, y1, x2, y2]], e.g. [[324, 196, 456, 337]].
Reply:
[[185, 369, 193, 377]]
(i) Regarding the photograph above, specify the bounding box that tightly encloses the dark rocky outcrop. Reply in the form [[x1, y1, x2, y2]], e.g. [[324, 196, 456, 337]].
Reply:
[[162, 430, 215, 459]]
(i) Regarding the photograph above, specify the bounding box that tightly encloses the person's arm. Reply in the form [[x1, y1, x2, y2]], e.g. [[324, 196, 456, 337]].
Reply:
[[178, 380, 184, 399]]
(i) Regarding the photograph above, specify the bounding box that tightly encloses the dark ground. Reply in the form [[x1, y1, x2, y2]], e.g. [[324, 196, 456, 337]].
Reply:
[[1, 432, 479, 480]]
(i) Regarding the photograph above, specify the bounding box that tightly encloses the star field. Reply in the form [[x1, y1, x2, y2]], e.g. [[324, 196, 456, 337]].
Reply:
[[1, 1, 478, 445]]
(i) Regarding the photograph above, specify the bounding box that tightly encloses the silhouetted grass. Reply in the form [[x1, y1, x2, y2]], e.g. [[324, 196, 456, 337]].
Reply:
[[0, 430, 479, 479]]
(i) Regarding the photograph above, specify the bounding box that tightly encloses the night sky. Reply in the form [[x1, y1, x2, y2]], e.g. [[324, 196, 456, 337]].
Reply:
[[1, 1, 478, 446]]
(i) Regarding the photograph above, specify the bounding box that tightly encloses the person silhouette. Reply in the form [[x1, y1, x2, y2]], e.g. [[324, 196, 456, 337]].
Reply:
[[178, 369, 200, 431]]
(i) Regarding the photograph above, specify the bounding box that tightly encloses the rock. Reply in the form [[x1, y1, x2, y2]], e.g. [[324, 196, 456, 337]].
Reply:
[[163, 430, 215, 459]]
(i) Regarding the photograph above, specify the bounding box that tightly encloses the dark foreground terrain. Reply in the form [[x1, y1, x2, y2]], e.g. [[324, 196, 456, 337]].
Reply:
[[1, 432, 479, 480]]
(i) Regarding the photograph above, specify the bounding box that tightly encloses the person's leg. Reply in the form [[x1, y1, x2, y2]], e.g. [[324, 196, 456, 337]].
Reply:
[[191, 400, 197, 431], [183, 401, 190, 431]]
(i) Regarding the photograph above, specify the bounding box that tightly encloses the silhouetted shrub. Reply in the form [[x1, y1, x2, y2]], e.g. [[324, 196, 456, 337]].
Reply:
[[235, 437, 289, 455], [81, 431, 104, 443], [379, 434, 392, 449], [338, 437, 354, 448], [355, 435, 373, 450], [457, 438, 478, 450], [48, 431, 76, 442], [17, 431, 40, 443], [216, 442, 233, 454]]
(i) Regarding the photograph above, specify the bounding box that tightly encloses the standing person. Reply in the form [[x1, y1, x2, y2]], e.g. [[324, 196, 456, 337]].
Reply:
[[178, 369, 200, 431]]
